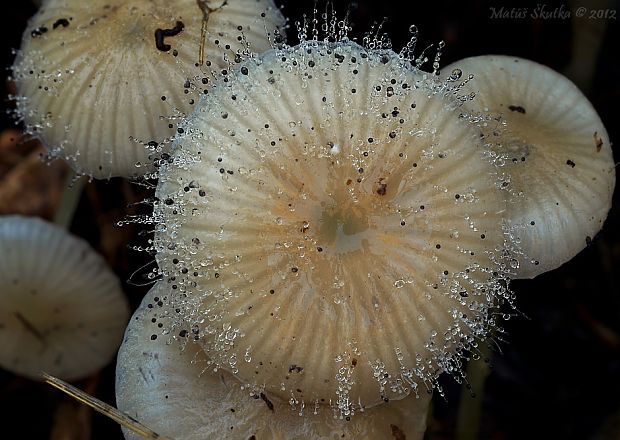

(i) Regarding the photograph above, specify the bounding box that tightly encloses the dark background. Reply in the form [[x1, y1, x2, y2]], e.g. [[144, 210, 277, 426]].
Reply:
[[1, 0, 618, 439]]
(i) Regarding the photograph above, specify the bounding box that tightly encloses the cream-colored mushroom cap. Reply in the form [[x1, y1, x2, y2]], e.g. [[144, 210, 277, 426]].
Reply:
[[116, 281, 432, 440], [443, 55, 615, 278], [11, 0, 284, 178], [155, 40, 514, 411], [0, 215, 130, 380]]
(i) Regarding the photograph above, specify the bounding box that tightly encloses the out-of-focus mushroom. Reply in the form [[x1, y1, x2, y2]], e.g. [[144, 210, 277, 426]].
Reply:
[[116, 281, 432, 440], [443, 55, 615, 278], [11, 0, 285, 178], [154, 37, 515, 412], [0, 215, 130, 380]]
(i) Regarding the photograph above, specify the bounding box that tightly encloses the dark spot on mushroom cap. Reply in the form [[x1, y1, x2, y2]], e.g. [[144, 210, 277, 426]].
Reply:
[[31, 26, 48, 38], [390, 424, 407, 440], [566, 159, 576, 168], [594, 131, 603, 152], [52, 18, 70, 30], [376, 178, 387, 196], [288, 364, 304, 373], [259, 393, 274, 411], [508, 105, 526, 114], [154, 21, 185, 52]]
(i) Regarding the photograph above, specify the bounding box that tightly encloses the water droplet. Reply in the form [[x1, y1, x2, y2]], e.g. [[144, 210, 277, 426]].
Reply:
[[450, 68, 463, 80]]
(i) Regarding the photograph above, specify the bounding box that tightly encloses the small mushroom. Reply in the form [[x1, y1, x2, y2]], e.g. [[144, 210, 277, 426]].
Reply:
[[154, 39, 515, 411], [0, 215, 130, 380], [116, 281, 432, 440], [11, 0, 285, 178], [442, 55, 615, 278]]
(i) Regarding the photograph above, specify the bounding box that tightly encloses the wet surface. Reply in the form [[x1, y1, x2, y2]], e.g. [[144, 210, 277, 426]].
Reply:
[[0, 1, 618, 439]]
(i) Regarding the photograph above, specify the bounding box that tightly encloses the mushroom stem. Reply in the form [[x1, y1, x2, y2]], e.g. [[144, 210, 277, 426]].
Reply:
[[455, 340, 493, 440], [52, 172, 86, 230], [43, 373, 171, 440]]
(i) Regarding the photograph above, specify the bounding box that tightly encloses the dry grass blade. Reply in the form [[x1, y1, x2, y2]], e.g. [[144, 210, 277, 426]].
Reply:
[[42, 372, 173, 440]]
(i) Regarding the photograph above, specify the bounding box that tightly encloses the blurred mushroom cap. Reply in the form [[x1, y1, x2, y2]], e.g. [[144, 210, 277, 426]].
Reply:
[[0, 215, 130, 380]]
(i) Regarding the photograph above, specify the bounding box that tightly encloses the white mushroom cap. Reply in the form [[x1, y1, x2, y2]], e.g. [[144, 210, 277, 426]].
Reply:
[[11, 0, 284, 178], [442, 55, 616, 278], [154, 40, 514, 411], [116, 281, 432, 440], [0, 215, 130, 380]]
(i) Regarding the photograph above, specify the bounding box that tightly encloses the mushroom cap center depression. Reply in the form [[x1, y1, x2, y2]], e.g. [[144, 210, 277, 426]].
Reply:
[[319, 201, 370, 253], [273, 153, 420, 258]]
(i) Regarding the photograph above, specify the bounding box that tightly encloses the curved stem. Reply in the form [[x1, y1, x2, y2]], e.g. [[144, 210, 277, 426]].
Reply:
[[53, 171, 87, 230], [456, 341, 493, 440]]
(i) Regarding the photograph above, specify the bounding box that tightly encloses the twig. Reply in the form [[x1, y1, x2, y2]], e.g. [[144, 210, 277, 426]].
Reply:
[[42, 373, 173, 440]]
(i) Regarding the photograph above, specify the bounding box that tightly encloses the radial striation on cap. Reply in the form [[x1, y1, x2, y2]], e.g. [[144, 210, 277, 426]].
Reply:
[[0, 215, 130, 381], [154, 38, 516, 412], [11, 0, 285, 178], [443, 55, 616, 278], [116, 281, 432, 440]]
